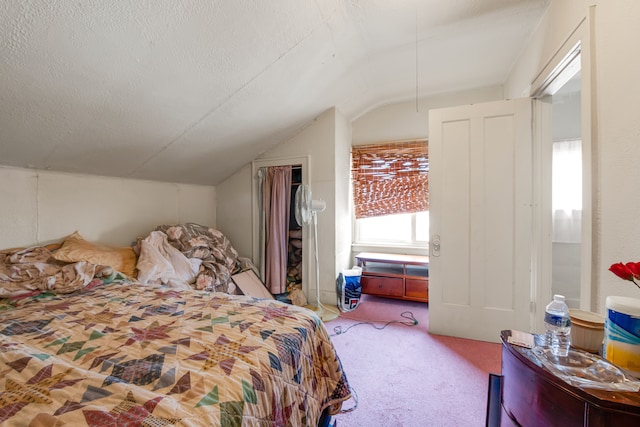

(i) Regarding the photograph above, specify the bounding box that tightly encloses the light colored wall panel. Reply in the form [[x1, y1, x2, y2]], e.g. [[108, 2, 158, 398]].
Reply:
[[178, 184, 217, 230], [352, 86, 502, 145], [334, 109, 353, 274], [37, 173, 179, 245], [215, 163, 253, 258], [0, 166, 216, 248], [0, 167, 38, 249]]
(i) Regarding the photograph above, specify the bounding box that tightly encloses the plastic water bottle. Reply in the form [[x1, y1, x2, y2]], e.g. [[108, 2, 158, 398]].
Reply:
[[545, 294, 571, 356]]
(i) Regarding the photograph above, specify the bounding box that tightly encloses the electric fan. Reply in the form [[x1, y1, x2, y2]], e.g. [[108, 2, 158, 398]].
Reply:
[[294, 184, 338, 321]]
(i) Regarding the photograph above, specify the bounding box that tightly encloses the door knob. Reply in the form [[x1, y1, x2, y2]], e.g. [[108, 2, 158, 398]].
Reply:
[[432, 235, 440, 257]]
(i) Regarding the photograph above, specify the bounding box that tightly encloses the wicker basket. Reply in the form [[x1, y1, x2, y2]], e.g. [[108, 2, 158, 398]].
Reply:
[[569, 309, 605, 353]]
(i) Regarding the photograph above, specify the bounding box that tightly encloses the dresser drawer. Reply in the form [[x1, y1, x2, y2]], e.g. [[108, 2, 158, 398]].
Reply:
[[405, 278, 428, 300], [361, 276, 403, 297]]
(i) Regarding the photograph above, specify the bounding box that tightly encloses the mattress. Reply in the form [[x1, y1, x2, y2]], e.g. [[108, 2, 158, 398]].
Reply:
[[0, 272, 350, 426]]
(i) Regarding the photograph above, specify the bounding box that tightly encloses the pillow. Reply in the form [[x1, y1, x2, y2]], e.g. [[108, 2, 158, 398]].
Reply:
[[52, 231, 137, 277]]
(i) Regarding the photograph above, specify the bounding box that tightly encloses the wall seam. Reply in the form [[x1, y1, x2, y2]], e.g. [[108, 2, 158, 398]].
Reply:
[[176, 183, 182, 223], [35, 171, 40, 244]]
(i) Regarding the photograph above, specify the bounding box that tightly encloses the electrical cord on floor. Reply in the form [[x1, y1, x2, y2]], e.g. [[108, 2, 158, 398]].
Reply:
[[331, 312, 417, 416], [329, 311, 418, 337]]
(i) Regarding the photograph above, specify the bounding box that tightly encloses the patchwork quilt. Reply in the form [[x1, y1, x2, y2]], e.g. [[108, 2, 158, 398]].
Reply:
[[0, 276, 350, 426]]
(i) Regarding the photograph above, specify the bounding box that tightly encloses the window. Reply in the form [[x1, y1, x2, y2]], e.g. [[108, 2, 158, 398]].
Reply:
[[552, 138, 582, 244], [552, 139, 582, 215], [355, 211, 429, 246], [351, 140, 428, 247]]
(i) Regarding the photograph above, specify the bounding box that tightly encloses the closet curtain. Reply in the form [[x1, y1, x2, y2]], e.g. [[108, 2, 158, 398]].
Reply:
[[258, 166, 292, 294]]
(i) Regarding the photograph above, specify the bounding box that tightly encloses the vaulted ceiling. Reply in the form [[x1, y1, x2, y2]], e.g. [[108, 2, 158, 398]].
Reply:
[[0, 0, 549, 185]]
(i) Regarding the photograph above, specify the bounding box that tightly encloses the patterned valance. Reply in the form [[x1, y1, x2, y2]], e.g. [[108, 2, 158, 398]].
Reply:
[[351, 140, 428, 219]]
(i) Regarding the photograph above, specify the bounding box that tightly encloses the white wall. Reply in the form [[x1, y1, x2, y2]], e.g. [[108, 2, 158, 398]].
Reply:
[[0, 166, 216, 248], [593, 1, 640, 308], [334, 107, 353, 275], [504, 1, 586, 99], [215, 163, 253, 258], [505, 0, 640, 312], [217, 108, 347, 304], [352, 86, 503, 145]]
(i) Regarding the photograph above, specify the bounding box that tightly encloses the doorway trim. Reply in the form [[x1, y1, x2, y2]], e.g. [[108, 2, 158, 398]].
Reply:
[[530, 14, 595, 333]]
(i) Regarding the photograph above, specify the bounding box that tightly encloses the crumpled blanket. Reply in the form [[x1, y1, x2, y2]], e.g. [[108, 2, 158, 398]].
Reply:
[[139, 223, 242, 293], [0, 246, 96, 298], [136, 230, 201, 289]]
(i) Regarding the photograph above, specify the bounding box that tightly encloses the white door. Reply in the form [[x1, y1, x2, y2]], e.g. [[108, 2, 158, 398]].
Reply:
[[428, 98, 537, 343]]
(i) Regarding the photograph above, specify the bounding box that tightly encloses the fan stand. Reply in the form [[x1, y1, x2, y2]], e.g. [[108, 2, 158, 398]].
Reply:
[[304, 211, 340, 322]]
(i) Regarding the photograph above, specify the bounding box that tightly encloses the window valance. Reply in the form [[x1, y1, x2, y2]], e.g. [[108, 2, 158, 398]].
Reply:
[[351, 140, 428, 219]]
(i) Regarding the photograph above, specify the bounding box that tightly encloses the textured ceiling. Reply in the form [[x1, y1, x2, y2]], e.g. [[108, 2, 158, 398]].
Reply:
[[0, 0, 549, 185]]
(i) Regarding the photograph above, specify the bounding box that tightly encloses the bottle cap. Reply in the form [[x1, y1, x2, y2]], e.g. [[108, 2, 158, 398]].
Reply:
[[554, 294, 565, 302]]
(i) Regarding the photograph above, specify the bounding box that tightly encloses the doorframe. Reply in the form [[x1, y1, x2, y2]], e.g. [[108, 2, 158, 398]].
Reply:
[[529, 13, 595, 332], [251, 156, 311, 296]]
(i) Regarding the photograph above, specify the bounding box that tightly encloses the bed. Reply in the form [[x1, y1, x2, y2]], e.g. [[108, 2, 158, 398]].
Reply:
[[0, 235, 351, 426]]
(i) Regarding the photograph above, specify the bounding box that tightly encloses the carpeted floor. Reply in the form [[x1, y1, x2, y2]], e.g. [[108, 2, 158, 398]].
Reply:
[[326, 294, 502, 426]]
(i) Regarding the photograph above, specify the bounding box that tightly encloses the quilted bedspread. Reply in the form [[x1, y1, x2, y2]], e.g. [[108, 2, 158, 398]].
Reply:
[[0, 275, 350, 426]]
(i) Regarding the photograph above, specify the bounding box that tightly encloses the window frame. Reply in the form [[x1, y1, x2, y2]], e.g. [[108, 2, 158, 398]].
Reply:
[[353, 210, 429, 248]]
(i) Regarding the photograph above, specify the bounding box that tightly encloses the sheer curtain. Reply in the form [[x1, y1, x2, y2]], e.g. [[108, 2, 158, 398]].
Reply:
[[552, 139, 582, 243], [258, 166, 292, 294]]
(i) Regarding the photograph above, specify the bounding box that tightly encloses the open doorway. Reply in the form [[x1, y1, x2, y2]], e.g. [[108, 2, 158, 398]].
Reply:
[[532, 40, 586, 311], [549, 71, 582, 308], [526, 12, 594, 330]]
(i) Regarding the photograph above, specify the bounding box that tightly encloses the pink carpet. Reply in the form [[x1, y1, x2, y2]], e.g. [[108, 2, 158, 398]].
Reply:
[[326, 294, 501, 426]]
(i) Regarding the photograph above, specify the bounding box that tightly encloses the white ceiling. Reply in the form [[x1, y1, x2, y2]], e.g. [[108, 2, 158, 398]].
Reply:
[[0, 0, 549, 185]]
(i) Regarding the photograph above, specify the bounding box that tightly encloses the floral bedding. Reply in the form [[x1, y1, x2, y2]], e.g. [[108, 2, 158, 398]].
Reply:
[[0, 274, 351, 426], [137, 223, 249, 294], [0, 245, 96, 298]]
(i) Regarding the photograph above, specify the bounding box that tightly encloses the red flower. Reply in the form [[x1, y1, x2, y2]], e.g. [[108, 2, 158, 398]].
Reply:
[[609, 262, 640, 290], [625, 262, 640, 280], [610, 262, 634, 281]]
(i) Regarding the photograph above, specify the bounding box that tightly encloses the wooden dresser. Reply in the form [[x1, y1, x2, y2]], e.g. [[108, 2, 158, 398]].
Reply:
[[498, 330, 640, 426], [355, 252, 429, 302]]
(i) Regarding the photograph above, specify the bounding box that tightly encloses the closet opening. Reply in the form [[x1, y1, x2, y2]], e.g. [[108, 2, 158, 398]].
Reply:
[[251, 156, 311, 305], [283, 165, 303, 303]]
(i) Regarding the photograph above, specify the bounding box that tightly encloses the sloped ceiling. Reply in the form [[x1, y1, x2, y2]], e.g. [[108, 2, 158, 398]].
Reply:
[[0, 0, 549, 185]]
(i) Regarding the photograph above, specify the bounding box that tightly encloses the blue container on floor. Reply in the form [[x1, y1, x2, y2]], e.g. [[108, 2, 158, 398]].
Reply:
[[336, 268, 362, 312]]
